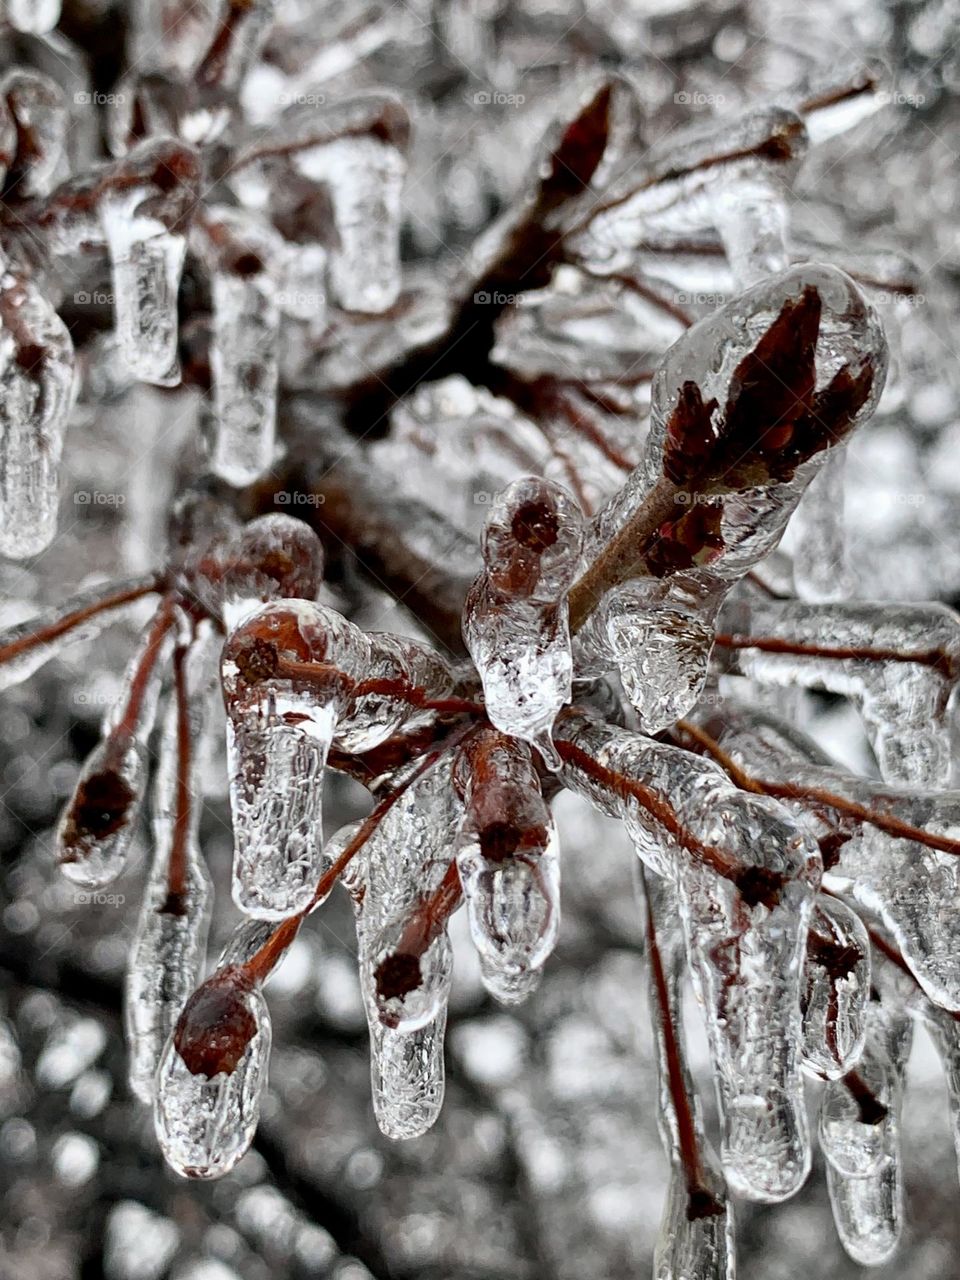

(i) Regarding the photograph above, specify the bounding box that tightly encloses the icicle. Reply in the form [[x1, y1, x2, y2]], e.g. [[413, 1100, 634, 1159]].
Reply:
[[572, 264, 888, 727], [559, 711, 821, 1199], [642, 871, 735, 1280], [716, 597, 960, 788], [918, 1001, 960, 1189], [354, 758, 461, 1138], [221, 600, 368, 919], [802, 898, 870, 1080], [0, 575, 157, 692], [233, 94, 409, 314], [714, 172, 790, 288], [716, 709, 960, 1012], [464, 477, 584, 768], [0, 268, 77, 558], [58, 599, 177, 887], [194, 207, 283, 486], [454, 728, 560, 1004], [75, 139, 202, 386], [154, 960, 272, 1180], [125, 624, 217, 1103], [784, 446, 852, 602], [819, 999, 912, 1266], [0, 70, 68, 197], [5, 0, 61, 34]]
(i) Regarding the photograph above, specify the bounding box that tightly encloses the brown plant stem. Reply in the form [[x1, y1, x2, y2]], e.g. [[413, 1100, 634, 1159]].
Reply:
[[0, 575, 160, 669], [675, 719, 960, 859], [641, 864, 724, 1219], [111, 594, 179, 742], [712, 630, 959, 680], [567, 475, 681, 632]]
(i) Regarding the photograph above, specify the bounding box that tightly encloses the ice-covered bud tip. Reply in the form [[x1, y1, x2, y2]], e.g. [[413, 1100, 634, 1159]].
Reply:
[[218, 514, 326, 629], [481, 476, 584, 603], [371, 914, 453, 1032], [56, 737, 147, 886], [654, 263, 887, 502], [154, 966, 271, 1180]]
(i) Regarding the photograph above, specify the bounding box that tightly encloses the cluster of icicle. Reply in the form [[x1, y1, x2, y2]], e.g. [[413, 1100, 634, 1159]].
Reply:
[[3, 7, 960, 1278]]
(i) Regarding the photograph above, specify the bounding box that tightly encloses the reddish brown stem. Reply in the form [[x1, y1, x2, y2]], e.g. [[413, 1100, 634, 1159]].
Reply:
[[713, 631, 958, 680], [554, 736, 781, 905], [843, 1067, 888, 1126], [641, 866, 723, 1219], [0, 576, 160, 669], [243, 723, 477, 984], [676, 720, 960, 859], [163, 641, 194, 911], [112, 595, 179, 742], [274, 656, 486, 718]]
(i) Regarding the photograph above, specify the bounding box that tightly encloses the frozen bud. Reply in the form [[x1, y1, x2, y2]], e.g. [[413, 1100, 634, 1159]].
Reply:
[[802, 899, 870, 1080], [58, 602, 176, 886], [193, 206, 284, 485], [454, 729, 560, 1004], [217, 514, 326, 629], [0, 270, 76, 558], [465, 478, 584, 767], [5, 0, 61, 35], [155, 966, 271, 1179], [221, 601, 368, 918], [334, 631, 455, 754], [371, 911, 454, 1032]]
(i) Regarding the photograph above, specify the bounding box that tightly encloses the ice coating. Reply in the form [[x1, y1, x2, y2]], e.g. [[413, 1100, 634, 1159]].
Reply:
[[463, 476, 584, 768], [154, 967, 271, 1180], [919, 1001, 960, 1189], [353, 759, 460, 1137], [125, 627, 217, 1103], [715, 710, 960, 1010], [572, 264, 888, 729], [455, 729, 560, 1005], [801, 898, 870, 1080], [716, 597, 960, 787], [0, 576, 157, 693], [58, 600, 176, 887], [559, 711, 821, 1199], [0, 268, 76, 557], [195, 207, 283, 486], [819, 1000, 912, 1266], [643, 872, 734, 1280], [565, 106, 808, 275], [222, 601, 366, 919], [0, 69, 68, 197], [217, 514, 326, 629]]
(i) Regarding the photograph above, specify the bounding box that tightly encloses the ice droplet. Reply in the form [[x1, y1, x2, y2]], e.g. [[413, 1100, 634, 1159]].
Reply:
[[464, 477, 584, 767], [455, 729, 560, 1004], [0, 268, 77, 558], [125, 627, 217, 1103], [819, 1000, 911, 1266], [222, 601, 366, 918], [0, 69, 68, 196], [154, 966, 271, 1180]]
